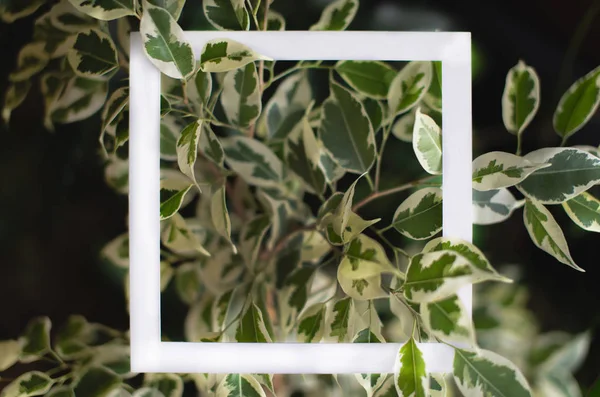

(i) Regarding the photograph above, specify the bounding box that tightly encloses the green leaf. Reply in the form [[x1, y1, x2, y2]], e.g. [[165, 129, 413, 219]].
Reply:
[[518, 148, 600, 204], [211, 184, 236, 252], [216, 374, 266, 397], [453, 347, 532, 397], [174, 263, 201, 304], [391, 187, 443, 240], [50, 77, 108, 124], [199, 38, 269, 73], [0, 340, 22, 371], [145, 374, 184, 397], [73, 367, 122, 397], [554, 65, 600, 139], [161, 121, 180, 160], [395, 337, 428, 397], [68, 29, 119, 80], [319, 81, 376, 174], [198, 124, 225, 167], [326, 296, 355, 342], [297, 303, 327, 342], [421, 294, 474, 345], [0, 371, 54, 397], [363, 97, 384, 133], [161, 213, 211, 257], [523, 199, 583, 271], [203, 0, 250, 31], [221, 62, 262, 128], [473, 188, 524, 225], [239, 215, 270, 270], [9, 42, 49, 82], [222, 136, 283, 188], [68, 0, 136, 20], [175, 120, 202, 188], [388, 61, 433, 116], [2, 80, 30, 125], [562, 192, 600, 233], [194, 69, 212, 106], [141, 0, 195, 80], [424, 61, 442, 112], [412, 108, 442, 175], [473, 151, 549, 191], [20, 317, 51, 362], [309, 0, 358, 31], [0, 0, 45, 23], [335, 61, 396, 99], [502, 60, 540, 135], [235, 303, 272, 343]]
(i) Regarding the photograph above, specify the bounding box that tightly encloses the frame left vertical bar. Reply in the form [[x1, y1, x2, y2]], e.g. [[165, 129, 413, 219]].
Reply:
[[129, 32, 162, 372]]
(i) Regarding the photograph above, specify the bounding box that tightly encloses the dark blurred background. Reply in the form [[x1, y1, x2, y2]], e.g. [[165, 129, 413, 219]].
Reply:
[[1, 0, 600, 390]]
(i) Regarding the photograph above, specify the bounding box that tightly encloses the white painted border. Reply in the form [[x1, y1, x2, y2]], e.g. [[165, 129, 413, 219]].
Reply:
[[129, 31, 472, 374]]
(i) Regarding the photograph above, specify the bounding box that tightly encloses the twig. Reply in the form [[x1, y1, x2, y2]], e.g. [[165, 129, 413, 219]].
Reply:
[[353, 175, 437, 212]]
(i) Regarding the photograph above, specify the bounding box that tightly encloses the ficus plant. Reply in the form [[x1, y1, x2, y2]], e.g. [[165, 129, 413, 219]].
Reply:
[[1, 0, 599, 396]]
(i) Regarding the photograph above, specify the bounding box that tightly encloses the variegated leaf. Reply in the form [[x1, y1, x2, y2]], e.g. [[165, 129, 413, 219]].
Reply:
[[160, 184, 192, 220], [174, 263, 201, 304], [221, 62, 261, 128], [473, 151, 549, 191], [535, 373, 582, 397], [216, 374, 266, 397], [502, 60, 540, 135], [392, 107, 417, 143], [144, 374, 184, 397], [161, 120, 180, 160], [1, 0, 45, 23], [0, 340, 22, 372], [534, 331, 591, 375], [562, 192, 600, 233], [68, 29, 119, 80], [554, 65, 600, 139], [412, 108, 442, 175], [48, 0, 97, 33], [2, 80, 30, 125], [46, 386, 76, 397], [194, 69, 212, 106], [363, 97, 384, 133], [161, 214, 210, 257], [424, 61, 442, 112], [211, 184, 236, 252], [473, 188, 524, 225], [318, 147, 345, 183], [319, 81, 376, 174], [266, 10, 285, 30], [73, 367, 122, 397], [392, 187, 443, 240], [68, 0, 136, 20], [199, 248, 245, 295], [146, 0, 186, 20], [20, 317, 51, 362], [235, 303, 272, 343], [1, 371, 54, 397], [310, 0, 358, 31], [104, 158, 129, 194], [239, 215, 270, 269], [523, 199, 583, 271], [279, 267, 316, 333], [395, 337, 428, 397], [176, 120, 202, 189], [338, 235, 401, 283], [335, 61, 396, 99], [353, 329, 386, 395], [50, 77, 108, 124], [338, 273, 387, 301], [199, 38, 269, 73], [9, 42, 49, 82], [198, 124, 225, 167], [132, 388, 166, 397], [429, 373, 447, 397], [222, 136, 283, 188], [40, 73, 66, 131], [203, 0, 250, 31], [100, 87, 129, 154], [325, 296, 355, 342], [141, 0, 195, 80], [421, 294, 475, 345], [33, 9, 78, 59], [453, 347, 533, 397], [373, 376, 398, 397], [518, 148, 600, 204], [297, 303, 326, 342], [389, 61, 433, 116]]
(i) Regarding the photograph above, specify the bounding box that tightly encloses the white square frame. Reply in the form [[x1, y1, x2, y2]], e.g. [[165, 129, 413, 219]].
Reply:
[[129, 31, 473, 374]]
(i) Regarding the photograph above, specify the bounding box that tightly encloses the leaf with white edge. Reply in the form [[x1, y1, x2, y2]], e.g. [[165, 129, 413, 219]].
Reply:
[[389, 293, 417, 342], [203, 0, 249, 31], [216, 374, 266, 397], [389, 61, 433, 116], [326, 296, 355, 342], [335, 61, 397, 99], [285, 117, 327, 195], [523, 199, 583, 271], [145, 374, 184, 397], [429, 373, 447, 397], [47, 1, 97, 33], [363, 97, 384, 133], [392, 107, 416, 143], [279, 267, 316, 332], [473, 188, 524, 225], [20, 317, 51, 362], [211, 185, 236, 252], [554, 65, 600, 139], [100, 87, 129, 154], [353, 328, 386, 395], [1, 371, 54, 397], [132, 389, 165, 397], [0, 340, 22, 372], [404, 250, 508, 303], [518, 148, 600, 204], [51, 77, 108, 124], [266, 10, 285, 30], [161, 120, 179, 160], [73, 367, 122, 397], [310, 0, 358, 31], [32, 12, 76, 60], [221, 62, 261, 128], [453, 347, 533, 397], [68, 29, 119, 80], [0, 0, 45, 23], [146, 0, 186, 20], [373, 376, 398, 397], [195, 69, 212, 106], [297, 303, 327, 342], [199, 38, 269, 73], [198, 124, 225, 167], [222, 136, 283, 188], [412, 108, 442, 175], [563, 192, 600, 233], [235, 303, 272, 343], [338, 234, 402, 281], [46, 386, 76, 397], [572, 144, 600, 158], [2, 80, 30, 125], [319, 81, 376, 174], [239, 215, 270, 269], [338, 273, 387, 300], [391, 187, 443, 240], [40, 72, 67, 132], [318, 148, 346, 184], [9, 42, 49, 82], [174, 263, 201, 304], [395, 337, 428, 397], [161, 214, 211, 257], [473, 151, 550, 191], [536, 331, 591, 375], [421, 294, 475, 345], [176, 120, 202, 189], [140, 1, 195, 80], [535, 373, 582, 397], [68, 0, 135, 20], [101, 233, 129, 268], [502, 60, 540, 135], [104, 158, 129, 194], [424, 61, 443, 112]]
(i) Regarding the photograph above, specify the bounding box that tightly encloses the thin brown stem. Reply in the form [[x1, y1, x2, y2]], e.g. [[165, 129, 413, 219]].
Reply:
[[353, 175, 437, 212]]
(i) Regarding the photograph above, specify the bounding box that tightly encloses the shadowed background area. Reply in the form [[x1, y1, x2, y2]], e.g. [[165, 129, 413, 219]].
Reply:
[[1, 0, 599, 390]]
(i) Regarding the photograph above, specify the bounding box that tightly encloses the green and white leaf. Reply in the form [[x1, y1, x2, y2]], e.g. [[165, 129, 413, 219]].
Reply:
[[48, 1, 97, 33], [473, 188, 524, 225], [554, 65, 600, 139], [502, 60, 540, 135], [473, 151, 549, 191], [535, 373, 582, 397], [297, 303, 327, 342], [50, 77, 108, 124], [453, 347, 533, 397], [412, 108, 442, 175], [429, 373, 447, 397], [211, 184, 236, 252], [395, 337, 428, 397], [46, 386, 76, 397], [392, 107, 417, 143], [0, 339, 22, 372], [140, 0, 195, 80], [562, 192, 600, 233], [194, 69, 212, 107], [0, 0, 45, 23], [424, 61, 443, 112], [338, 234, 402, 281], [285, 116, 327, 194], [235, 303, 272, 343], [0, 371, 54, 397], [161, 214, 211, 257], [68, 29, 119, 80], [9, 42, 49, 82], [309, 0, 358, 31], [391, 187, 443, 240], [523, 199, 583, 271], [198, 124, 225, 167], [221, 62, 262, 128], [20, 317, 51, 362], [73, 367, 122, 397], [132, 389, 165, 397], [279, 267, 316, 333], [146, 0, 186, 20], [216, 374, 266, 397], [353, 329, 386, 396], [176, 120, 202, 189], [536, 331, 591, 375], [319, 81, 376, 174], [160, 120, 180, 159], [100, 87, 129, 155], [222, 136, 283, 188], [421, 294, 475, 345], [324, 296, 356, 343], [335, 61, 397, 99], [68, 0, 135, 20], [388, 61, 433, 116], [203, 0, 250, 31], [266, 10, 285, 30], [101, 233, 129, 268], [518, 148, 600, 204], [174, 263, 201, 304], [144, 373, 184, 397], [2, 80, 30, 125], [199, 38, 270, 73], [363, 97, 384, 133], [239, 215, 270, 269]]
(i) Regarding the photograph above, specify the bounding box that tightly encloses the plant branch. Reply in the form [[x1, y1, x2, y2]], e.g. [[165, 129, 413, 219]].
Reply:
[[353, 175, 437, 212]]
